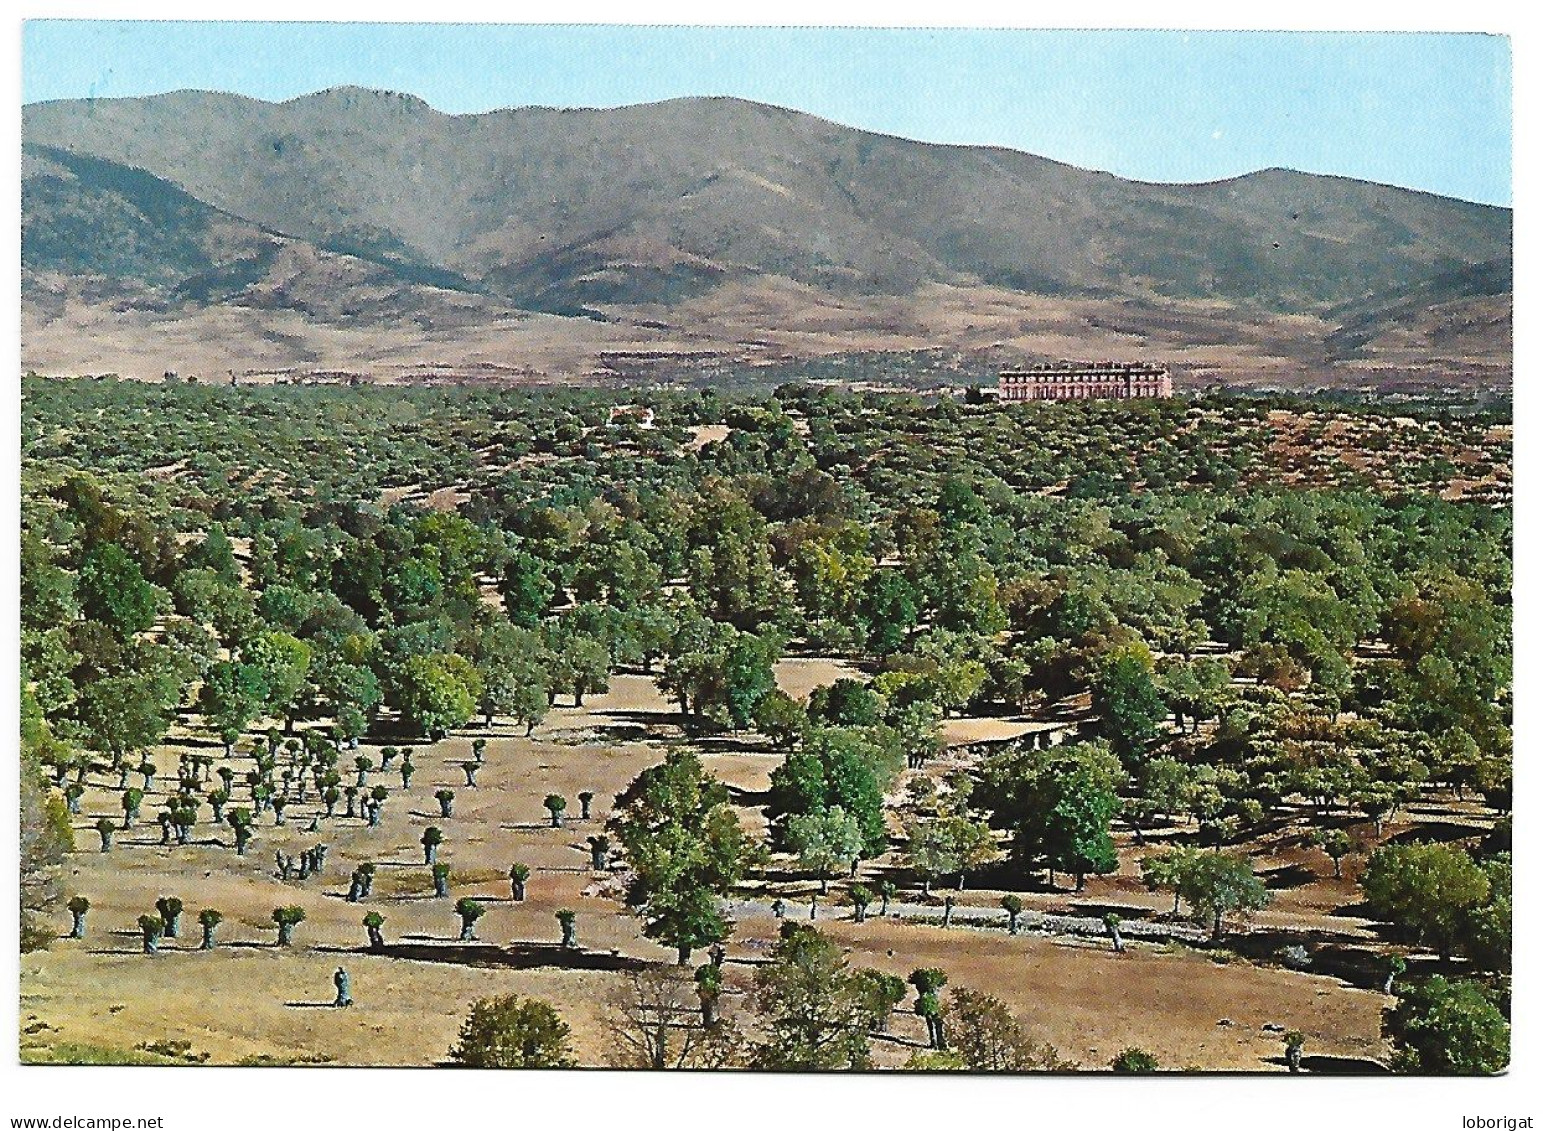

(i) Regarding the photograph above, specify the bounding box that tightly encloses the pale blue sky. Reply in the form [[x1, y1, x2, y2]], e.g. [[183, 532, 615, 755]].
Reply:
[[22, 22, 1512, 205]]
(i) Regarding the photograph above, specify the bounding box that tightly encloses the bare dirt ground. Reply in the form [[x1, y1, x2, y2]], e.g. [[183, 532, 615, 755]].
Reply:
[[22, 657, 1410, 1071], [21, 277, 1510, 391]]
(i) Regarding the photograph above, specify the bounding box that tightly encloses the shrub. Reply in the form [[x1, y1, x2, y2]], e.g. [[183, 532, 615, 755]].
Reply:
[[1278, 944, 1312, 971], [1111, 1047, 1160, 1073], [448, 995, 575, 1068]]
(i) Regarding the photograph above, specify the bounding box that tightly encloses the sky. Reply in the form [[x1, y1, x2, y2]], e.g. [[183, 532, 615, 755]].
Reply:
[[21, 21, 1512, 206]]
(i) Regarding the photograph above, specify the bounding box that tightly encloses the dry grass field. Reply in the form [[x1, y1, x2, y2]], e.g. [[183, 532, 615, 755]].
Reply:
[[21, 658, 1437, 1072], [21, 277, 1510, 392]]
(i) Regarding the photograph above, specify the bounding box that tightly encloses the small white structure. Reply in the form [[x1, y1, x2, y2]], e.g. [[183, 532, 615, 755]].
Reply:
[[607, 405, 656, 429]]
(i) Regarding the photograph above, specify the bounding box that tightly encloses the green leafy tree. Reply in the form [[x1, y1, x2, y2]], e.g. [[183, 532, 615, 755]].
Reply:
[[77, 543, 160, 638], [1461, 853, 1511, 973], [1092, 640, 1168, 766], [852, 969, 907, 1032], [1315, 828, 1354, 880], [847, 883, 873, 923], [610, 750, 758, 965], [786, 808, 865, 894], [909, 968, 948, 1050], [768, 726, 890, 857], [499, 552, 557, 628], [78, 675, 173, 763], [561, 634, 611, 707], [1360, 842, 1492, 961], [903, 814, 1001, 894], [1384, 976, 1509, 1075], [1141, 845, 1202, 915], [244, 632, 312, 732], [395, 653, 480, 739], [721, 632, 779, 728], [1044, 768, 1120, 890], [1159, 656, 1231, 733], [308, 651, 382, 742], [1180, 853, 1271, 940], [21, 688, 73, 946], [976, 740, 1127, 884], [198, 661, 268, 754], [809, 679, 882, 728], [859, 570, 920, 655]]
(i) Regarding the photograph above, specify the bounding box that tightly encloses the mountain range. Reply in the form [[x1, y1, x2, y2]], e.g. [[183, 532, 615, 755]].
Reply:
[[21, 87, 1513, 388]]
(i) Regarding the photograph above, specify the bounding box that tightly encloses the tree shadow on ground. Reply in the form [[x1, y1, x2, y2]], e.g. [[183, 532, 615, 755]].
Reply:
[[165, 733, 227, 750], [1260, 1053, 1388, 1075], [587, 708, 683, 729], [758, 867, 829, 886], [954, 858, 1066, 895], [1226, 932, 1443, 992], [869, 1030, 929, 1050], [1259, 863, 1319, 891], [696, 735, 780, 756], [1074, 901, 1168, 924], [584, 724, 656, 743], [725, 785, 773, 807], [1388, 820, 1488, 846], [353, 940, 651, 972]]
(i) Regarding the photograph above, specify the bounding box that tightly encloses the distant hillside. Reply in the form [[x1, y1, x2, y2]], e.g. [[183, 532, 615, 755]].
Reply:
[[1325, 258, 1512, 357], [21, 87, 1512, 386]]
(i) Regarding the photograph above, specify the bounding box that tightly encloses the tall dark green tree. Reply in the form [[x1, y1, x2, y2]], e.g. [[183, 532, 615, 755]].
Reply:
[[609, 750, 760, 965], [1092, 640, 1168, 766], [76, 543, 160, 639], [1384, 976, 1509, 1075]]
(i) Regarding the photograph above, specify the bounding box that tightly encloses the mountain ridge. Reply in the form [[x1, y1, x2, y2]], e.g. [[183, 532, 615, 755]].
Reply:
[[21, 88, 1512, 386]]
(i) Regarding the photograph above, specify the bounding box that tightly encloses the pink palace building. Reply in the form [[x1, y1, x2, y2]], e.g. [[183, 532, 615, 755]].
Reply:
[[998, 361, 1173, 401]]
